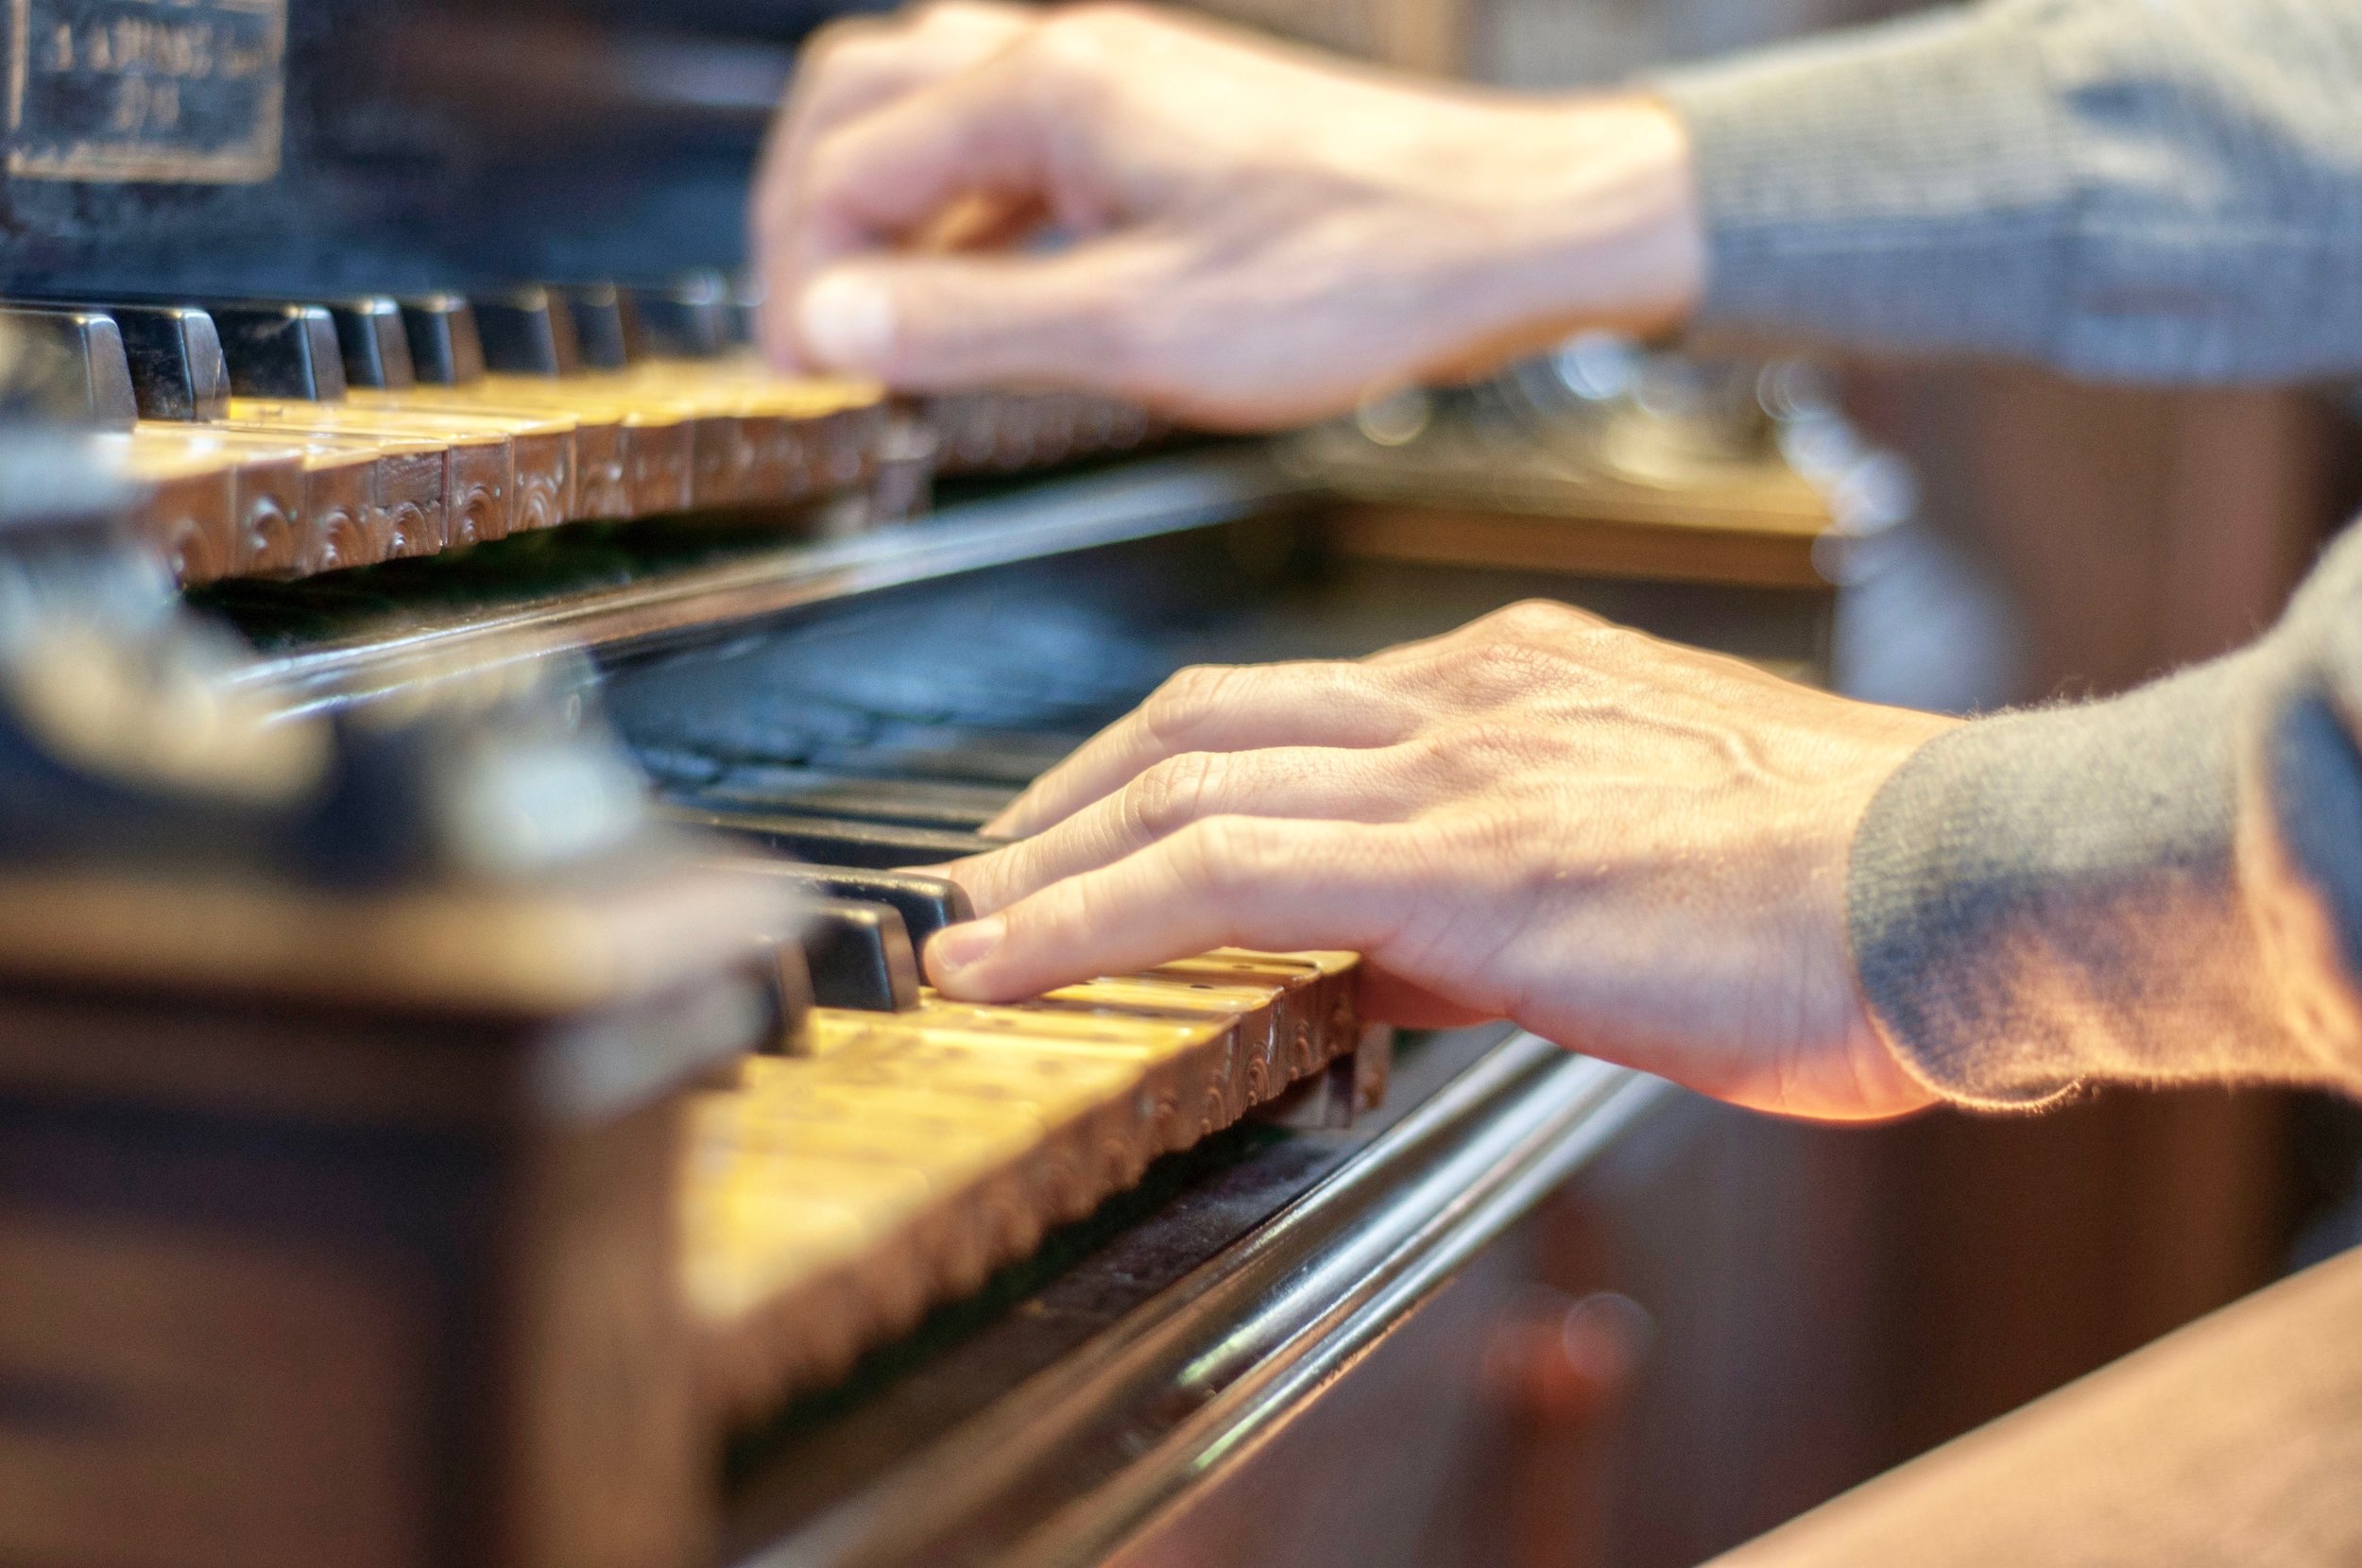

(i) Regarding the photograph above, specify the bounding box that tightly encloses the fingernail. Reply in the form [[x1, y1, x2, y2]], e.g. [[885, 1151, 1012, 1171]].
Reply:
[[928, 913, 1005, 978], [798, 269, 897, 372]]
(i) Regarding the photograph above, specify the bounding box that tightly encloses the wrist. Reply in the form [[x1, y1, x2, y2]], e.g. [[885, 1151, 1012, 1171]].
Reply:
[[1451, 94, 1703, 367], [1556, 94, 1705, 332], [1811, 706, 1961, 1118]]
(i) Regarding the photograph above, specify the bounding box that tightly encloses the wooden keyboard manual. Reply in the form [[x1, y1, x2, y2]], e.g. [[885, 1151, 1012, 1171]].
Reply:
[[0, 425, 1372, 1568]]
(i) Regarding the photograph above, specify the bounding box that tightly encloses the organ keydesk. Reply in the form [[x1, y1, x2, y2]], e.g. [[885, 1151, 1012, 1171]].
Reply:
[[0, 430, 1405, 1566], [0, 332, 1830, 1566], [0, 7, 1854, 1566]]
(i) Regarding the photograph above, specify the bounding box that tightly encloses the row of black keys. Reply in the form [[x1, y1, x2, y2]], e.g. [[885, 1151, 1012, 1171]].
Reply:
[[672, 771, 1018, 1014], [6, 275, 758, 426]]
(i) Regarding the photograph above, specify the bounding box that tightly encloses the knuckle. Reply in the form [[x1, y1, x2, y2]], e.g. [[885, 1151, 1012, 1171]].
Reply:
[[799, 14, 890, 66], [1023, 9, 1127, 80], [1182, 814, 1276, 899], [1496, 599, 1629, 658], [1485, 599, 1584, 639], [798, 130, 864, 204], [1141, 664, 1237, 747], [1126, 751, 1223, 839], [1018, 6, 1161, 122], [954, 844, 1025, 912]]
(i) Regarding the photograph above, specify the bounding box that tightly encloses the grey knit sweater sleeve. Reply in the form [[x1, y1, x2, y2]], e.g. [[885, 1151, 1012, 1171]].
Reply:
[[1845, 526, 2362, 1107], [1653, 0, 2362, 382], [1649, 2, 2362, 1100]]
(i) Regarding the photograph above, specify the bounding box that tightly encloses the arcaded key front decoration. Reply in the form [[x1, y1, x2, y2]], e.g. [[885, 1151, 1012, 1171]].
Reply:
[[103, 340, 890, 582]]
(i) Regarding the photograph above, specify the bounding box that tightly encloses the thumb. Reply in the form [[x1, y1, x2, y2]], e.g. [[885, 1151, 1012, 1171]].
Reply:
[[793, 245, 1151, 392]]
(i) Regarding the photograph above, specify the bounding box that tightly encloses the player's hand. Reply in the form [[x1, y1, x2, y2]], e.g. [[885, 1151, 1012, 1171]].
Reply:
[[920, 603, 1960, 1121], [753, 1, 1703, 428]]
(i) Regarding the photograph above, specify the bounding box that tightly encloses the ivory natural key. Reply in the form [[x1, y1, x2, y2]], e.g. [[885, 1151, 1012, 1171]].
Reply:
[[685, 950, 1363, 1423]]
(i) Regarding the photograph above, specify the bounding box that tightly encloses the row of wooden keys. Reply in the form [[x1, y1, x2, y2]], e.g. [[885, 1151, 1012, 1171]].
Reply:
[[0, 285, 888, 584], [687, 949, 1362, 1422]]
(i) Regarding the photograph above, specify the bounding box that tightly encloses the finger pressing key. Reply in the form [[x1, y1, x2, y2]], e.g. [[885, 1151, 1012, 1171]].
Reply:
[[944, 742, 1432, 915], [924, 816, 1411, 1003]]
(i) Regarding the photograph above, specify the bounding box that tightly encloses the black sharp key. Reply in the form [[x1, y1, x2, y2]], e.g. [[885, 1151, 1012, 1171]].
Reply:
[[626, 273, 729, 359], [556, 283, 638, 371], [802, 868, 972, 948], [400, 294, 487, 384], [693, 768, 1016, 831], [205, 302, 348, 401], [664, 805, 1003, 870], [473, 286, 584, 377], [327, 298, 418, 391], [804, 726, 1085, 787], [60, 303, 229, 421], [801, 898, 921, 1012], [0, 308, 136, 429], [753, 939, 814, 1053], [727, 274, 762, 349], [714, 858, 974, 947]]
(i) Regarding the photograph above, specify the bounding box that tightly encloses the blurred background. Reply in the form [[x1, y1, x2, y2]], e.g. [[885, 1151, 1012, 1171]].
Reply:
[[10, 0, 2358, 1562]]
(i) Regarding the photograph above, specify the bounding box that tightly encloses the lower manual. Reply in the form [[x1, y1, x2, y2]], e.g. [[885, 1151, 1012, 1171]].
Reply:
[[686, 949, 1362, 1421]]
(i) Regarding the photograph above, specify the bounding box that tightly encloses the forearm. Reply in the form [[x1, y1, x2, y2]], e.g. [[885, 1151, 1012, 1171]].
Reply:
[[1654, 0, 2362, 383], [1848, 527, 2362, 1106]]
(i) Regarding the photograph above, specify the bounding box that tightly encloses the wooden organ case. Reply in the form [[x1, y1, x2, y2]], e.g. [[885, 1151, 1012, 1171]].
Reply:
[[0, 6, 1862, 1568]]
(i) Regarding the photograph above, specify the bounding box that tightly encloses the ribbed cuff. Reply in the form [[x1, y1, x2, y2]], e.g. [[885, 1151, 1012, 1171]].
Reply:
[[1651, 5, 2077, 362], [1846, 654, 2285, 1109], [2311, 613, 2362, 980], [2260, 562, 2362, 1018]]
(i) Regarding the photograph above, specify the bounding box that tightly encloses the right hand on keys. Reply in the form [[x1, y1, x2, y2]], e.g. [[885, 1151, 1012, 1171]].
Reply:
[[919, 603, 1961, 1123], [752, 0, 1703, 427]]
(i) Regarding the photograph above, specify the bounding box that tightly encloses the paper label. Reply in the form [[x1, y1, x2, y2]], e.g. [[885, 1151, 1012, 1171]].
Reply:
[[7, 0, 286, 183]]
